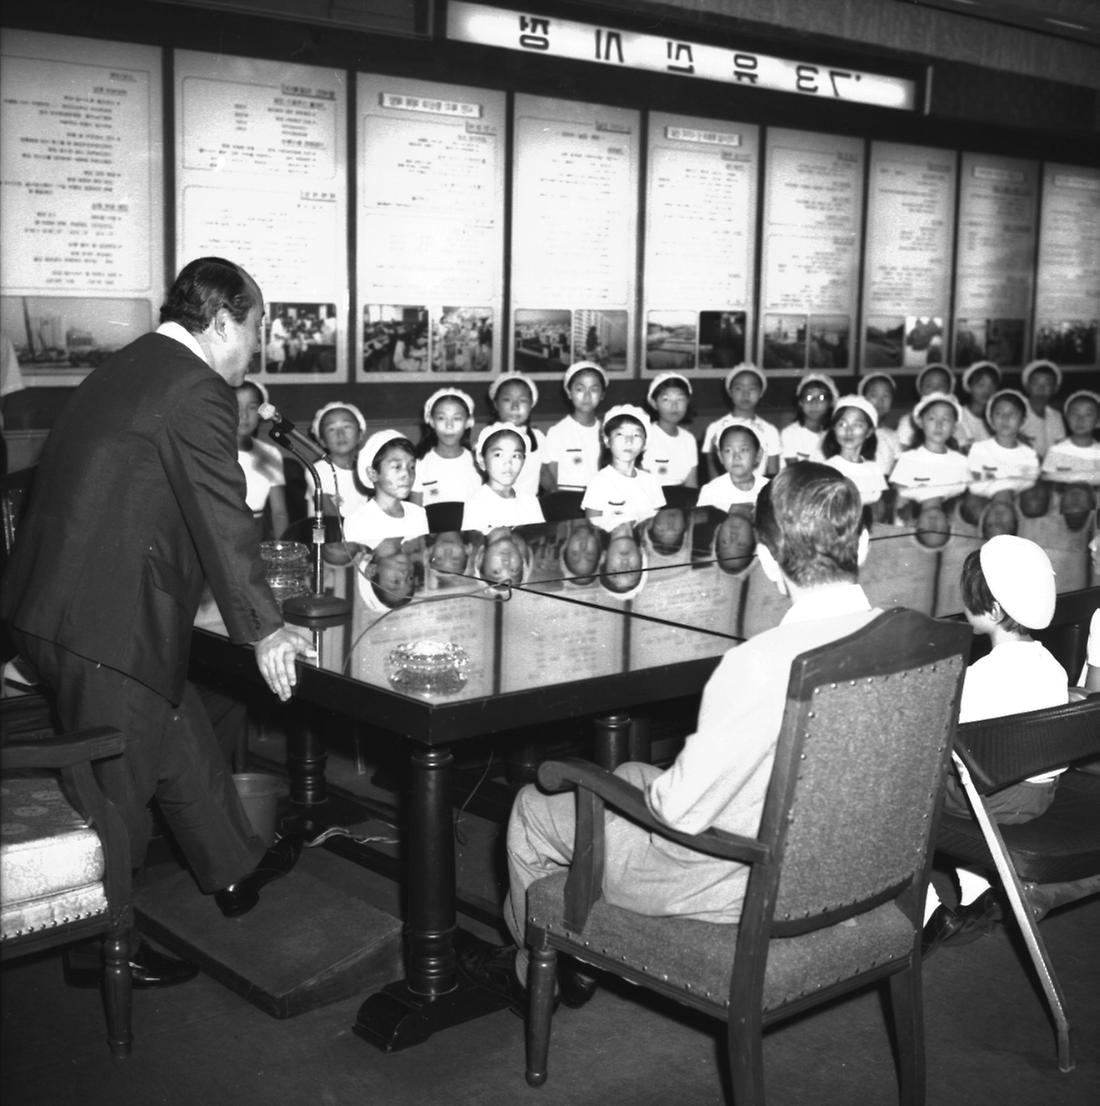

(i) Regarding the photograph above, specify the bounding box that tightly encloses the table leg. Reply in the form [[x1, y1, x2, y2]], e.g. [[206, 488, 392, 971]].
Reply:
[[286, 701, 327, 808], [352, 744, 512, 1051], [592, 711, 632, 769]]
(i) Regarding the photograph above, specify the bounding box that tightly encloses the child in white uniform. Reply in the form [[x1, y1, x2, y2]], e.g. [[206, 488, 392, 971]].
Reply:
[[488, 373, 548, 497], [1041, 389, 1100, 487], [822, 395, 888, 511], [700, 364, 780, 480], [235, 379, 288, 538], [858, 372, 900, 475], [644, 372, 698, 488], [890, 393, 969, 507], [697, 417, 769, 511], [306, 401, 370, 518], [582, 405, 665, 524], [462, 423, 545, 532], [412, 388, 481, 507], [923, 536, 1068, 952], [544, 361, 607, 492], [1020, 359, 1067, 460], [956, 361, 1000, 452], [780, 372, 837, 464], [338, 430, 429, 554], [897, 363, 956, 449], [966, 389, 1040, 499]]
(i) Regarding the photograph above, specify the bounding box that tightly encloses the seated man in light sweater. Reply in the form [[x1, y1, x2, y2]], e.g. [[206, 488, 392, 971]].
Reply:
[[461, 461, 878, 1010]]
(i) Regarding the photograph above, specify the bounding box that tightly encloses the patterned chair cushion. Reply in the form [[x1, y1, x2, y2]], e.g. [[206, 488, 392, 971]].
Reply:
[[0, 775, 107, 941]]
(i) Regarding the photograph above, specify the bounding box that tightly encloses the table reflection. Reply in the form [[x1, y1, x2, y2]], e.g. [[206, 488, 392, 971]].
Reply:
[[235, 490, 1097, 707]]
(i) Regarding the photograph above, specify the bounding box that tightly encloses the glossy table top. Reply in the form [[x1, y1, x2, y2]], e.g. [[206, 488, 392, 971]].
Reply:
[[194, 497, 1098, 740]]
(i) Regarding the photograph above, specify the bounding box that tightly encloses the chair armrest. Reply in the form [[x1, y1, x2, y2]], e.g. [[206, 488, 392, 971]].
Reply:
[[538, 758, 768, 933], [1, 728, 125, 771], [538, 758, 769, 864]]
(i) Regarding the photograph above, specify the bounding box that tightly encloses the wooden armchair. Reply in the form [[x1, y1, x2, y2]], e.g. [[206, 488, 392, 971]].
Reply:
[[936, 694, 1100, 1073], [1, 705, 133, 1057], [523, 608, 971, 1102]]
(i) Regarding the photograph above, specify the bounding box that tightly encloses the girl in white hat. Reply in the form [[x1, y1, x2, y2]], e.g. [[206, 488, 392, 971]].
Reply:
[[644, 372, 698, 488], [235, 379, 288, 538], [462, 423, 545, 533], [411, 388, 481, 508], [889, 393, 969, 509], [822, 395, 888, 513], [700, 364, 780, 481], [956, 361, 1001, 452], [307, 401, 369, 518], [780, 372, 837, 465], [966, 389, 1040, 501], [488, 373, 548, 497], [1020, 359, 1067, 460], [582, 405, 665, 525], [1041, 389, 1100, 487], [543, 361, 607, 493]]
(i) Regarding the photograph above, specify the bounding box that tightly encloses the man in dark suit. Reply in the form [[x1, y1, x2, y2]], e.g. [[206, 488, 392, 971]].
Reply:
[[1, 258, 315, 985]]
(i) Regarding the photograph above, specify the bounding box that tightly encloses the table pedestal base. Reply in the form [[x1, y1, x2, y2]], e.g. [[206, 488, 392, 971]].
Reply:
[[353, 977, 514, 1051]]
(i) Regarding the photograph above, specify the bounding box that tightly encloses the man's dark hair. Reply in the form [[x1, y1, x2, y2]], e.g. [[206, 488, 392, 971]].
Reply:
[[160, 257, 257, 333], [755, 462, 862, 587], [959, 548, 1025, 634]]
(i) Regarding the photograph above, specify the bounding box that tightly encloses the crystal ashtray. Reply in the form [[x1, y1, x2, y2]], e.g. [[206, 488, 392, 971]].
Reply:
[[386, 640, 471, 697]]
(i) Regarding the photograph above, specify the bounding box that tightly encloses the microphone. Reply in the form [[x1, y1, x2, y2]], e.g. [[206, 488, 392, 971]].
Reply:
[[258, 403, 324, 459]]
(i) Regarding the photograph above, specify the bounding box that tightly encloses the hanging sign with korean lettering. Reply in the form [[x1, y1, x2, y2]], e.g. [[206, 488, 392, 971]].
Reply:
[[447, 2, 918, 111]]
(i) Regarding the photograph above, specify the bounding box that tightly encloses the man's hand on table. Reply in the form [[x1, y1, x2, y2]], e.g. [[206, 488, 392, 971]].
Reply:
[[255, 625, 318, 701]]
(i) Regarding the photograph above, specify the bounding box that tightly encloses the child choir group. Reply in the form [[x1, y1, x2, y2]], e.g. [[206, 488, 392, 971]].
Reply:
[[231, 356, 1100, 584]]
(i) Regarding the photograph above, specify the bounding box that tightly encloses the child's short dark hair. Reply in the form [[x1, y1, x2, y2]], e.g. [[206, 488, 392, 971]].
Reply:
[[755, 462, 861, 587], [959, 548, 1026, 633], [372, 436, 416, 469]]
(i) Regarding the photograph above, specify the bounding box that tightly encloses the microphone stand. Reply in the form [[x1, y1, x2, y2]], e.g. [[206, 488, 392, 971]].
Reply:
[[267, 427, 351, 628]]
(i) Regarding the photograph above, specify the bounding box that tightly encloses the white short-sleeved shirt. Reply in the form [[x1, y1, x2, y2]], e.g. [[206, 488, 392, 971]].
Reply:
[[959, 640, 1068, 725], [644, 423, 698, 485], [461, 484, 545, 533], [966, 438, 1040, 498], [512, 426, 548, 498], [873, 425, 901, 475], [825, 455, 888, 506], [701, 415, 781, 474], [889, 446, 969, 503], [343, 498, 429, 550], [1021, 406, 1067, 460], [779, 422, 825, 464], [544, 416, 602, 490], [696, 473, 768, 511], [1041, 439, 1100, 486], [305, 463, 371, 517], [581, 466, 665, 522], [412, 448, 482, 505], [237, 439, 285, 514], [955, 406, 991, 452]]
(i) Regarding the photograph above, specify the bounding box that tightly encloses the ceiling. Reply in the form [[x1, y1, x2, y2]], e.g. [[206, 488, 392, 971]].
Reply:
[[909, 0, 1100, 46]]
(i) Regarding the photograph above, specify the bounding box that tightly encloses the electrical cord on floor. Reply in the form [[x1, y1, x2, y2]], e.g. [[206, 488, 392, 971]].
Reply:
[[453, 751, 494, 848], [303, 825, 399, 847]]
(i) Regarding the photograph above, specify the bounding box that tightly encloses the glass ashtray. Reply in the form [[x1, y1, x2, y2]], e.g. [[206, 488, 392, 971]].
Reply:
[[386, 640, 470, 697]]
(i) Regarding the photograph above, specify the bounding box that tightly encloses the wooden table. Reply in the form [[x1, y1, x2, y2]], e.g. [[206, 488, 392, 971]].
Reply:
[[191, 507, 1098, 1049]]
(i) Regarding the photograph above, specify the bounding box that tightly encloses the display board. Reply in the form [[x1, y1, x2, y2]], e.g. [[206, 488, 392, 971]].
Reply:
[[0, 30, 163, 385], [511, 94, 640, 379], [952, 153, 1039, 369], [1033, 163, 1100, 369], [175, 50, 348, 382], [357, 75, 506, 381], [642, 113, 759, 377], [759, 128, 863, 377], [861, 142, 956, 375]]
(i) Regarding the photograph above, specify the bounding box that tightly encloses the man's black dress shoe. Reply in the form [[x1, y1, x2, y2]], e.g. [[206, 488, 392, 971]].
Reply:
[[214, 834, 302, 918], [63, 939, 198, 989], [921, 904, 967, 956], [456, 938, 561, 1019], [922, 889, 1003, 956], [558, 957, 599, 1008]]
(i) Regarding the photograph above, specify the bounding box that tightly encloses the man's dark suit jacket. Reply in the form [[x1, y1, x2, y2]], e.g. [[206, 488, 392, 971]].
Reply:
[[1, 331, 283, 705]]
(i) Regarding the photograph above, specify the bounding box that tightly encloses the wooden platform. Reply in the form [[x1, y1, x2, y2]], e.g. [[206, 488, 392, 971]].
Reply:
[[135, 845, 404, 1019]]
